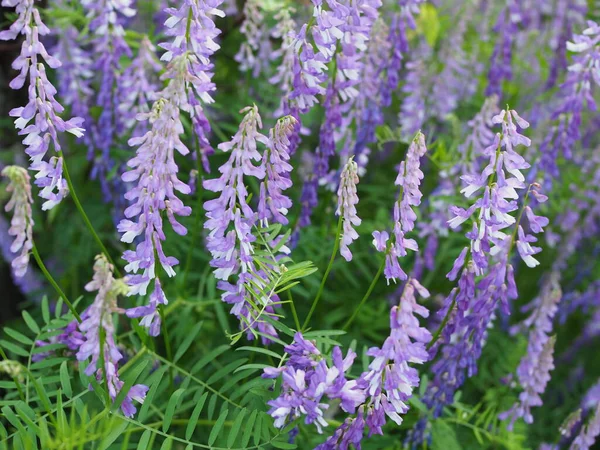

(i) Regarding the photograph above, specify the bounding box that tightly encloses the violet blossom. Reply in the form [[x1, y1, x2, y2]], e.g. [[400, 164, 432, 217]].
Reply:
[[204, 106, 283, 342], [258, 116, 297, 226], [373, 131, 427, 283], [418, 108, 539, 440], [76, 254, 148, 417], [0, 0, 85, 210], [337, 157, 361, 262], [235, 0, 271, 77], [263, 332, 366, 433], [82, 0, 135, 199], [1, 166, 34, 278]]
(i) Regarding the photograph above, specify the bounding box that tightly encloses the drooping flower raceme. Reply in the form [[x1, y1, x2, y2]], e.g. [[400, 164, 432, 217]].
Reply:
[[337, 157, 361, 262], [1, 166, 34, 278], [160, 0, 225, 172], [372, 131, 427, 283], [119, 1, 225, 335], [205, 106, 291, 342], [540, 21, 600, 179], [416, 108, 543, 443], [119, 36, 162, 137], [0, 0, 85, 210], [258, 116, 297, 226], [235, 0, 271, 77], [76, 255, 148, 417], [500, 273, 561, 428], [118, 98, 192, 336], [82, 0, 134, 199]]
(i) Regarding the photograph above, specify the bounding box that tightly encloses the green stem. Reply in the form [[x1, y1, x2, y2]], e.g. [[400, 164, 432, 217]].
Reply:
[[158, 305, 175, 391], [342, 257, 386, 330], [31, 244, 81, 323], [287, 290, 301, 331], [427, 289, 459, 350], [59, 150, 121, 277], [302, 216, 343, 330], [182, 146, 204, 289]]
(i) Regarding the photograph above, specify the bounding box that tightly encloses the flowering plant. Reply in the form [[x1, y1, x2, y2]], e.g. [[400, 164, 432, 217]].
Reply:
[[1, 1, 600, 449]]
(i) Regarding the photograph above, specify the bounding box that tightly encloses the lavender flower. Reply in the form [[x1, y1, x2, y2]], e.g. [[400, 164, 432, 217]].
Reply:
[[118, 36, 161, 137], [540, 21, 600, 178], [82, 0, 135, 199], [269, 7, 297, 117], [76, 255, 148, 417], [399, 48, 429, 137], [235, 0, 271, 77], [204, 106, 281, 342], [118, 98, 192, 335], [486, 2, 523, 97], [363, 279, 431, 427], [160, 0, 225, 172], [1, 166, 34, 278], [570, 405, 600, 450], [263, 333, 365, 432], [373, 132, 427, 283], [337, 157, 361, 262], [0, 0, 85, 210], [419, 108, 539, 437], [258, 116, 297, 226]]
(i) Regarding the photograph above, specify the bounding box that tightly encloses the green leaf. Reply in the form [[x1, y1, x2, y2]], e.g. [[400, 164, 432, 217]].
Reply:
[[3, 328, 33, 346], [0, 340, 29, 357], [271, 441, 297, 449], [185, 392, 208, 440], [98, 418, 129, 450], [163, 388, 186, 433], [21, 311, 40, 334], [160, 438, 173, 450], [431, 420, 462, 450], [208, 408, 229, 447], [417, 3, 440, 47], [41, 297, 50, 325], [174, 321, 203, 362], [59, 361, 72, 398], [190, 345, 230, 374], [136, 430, 152, 450], [241, 410, 258, 447], [227, 408, 246, 448], [236, 346, 282, 359]]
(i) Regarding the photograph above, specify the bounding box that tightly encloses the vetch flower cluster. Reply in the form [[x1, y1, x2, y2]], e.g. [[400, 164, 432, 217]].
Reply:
[[258, 116, 297, 226], [337, 157, 361, 262], [373, 131, 427, 283], [118, 98, 192, 336], [263, 332, 365, 432], [0, 0, 85, 210], [416, 108, 546, 442], [205, 106, 294, 342], [76, 255, 148, 417], [1, 166, 34, 278]]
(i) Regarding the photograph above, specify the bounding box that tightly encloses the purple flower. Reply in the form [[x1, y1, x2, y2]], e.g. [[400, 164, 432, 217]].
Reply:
[[269, 7, 298, 117], [1, 166, 34, 278], [118, 98, 192, 335], [399, 48, 429, 137], [540, 21, 600, 178], [373, 132, 427, 283], [362, 279, 431, 426], [264, 333, 365, 432], [118, 36, 161, 137], [235, 0, 272, 77], [258, 116, 297, 226], [570, 405, 600, 450], [500, 273, 561, 428], [337, 157, 361, 262], [204, 106, 281, 342], [0, 0, 85, 210], [76, 255, 148, 417], [160, 0, 225, 172], [486, 2, 523, 97]]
